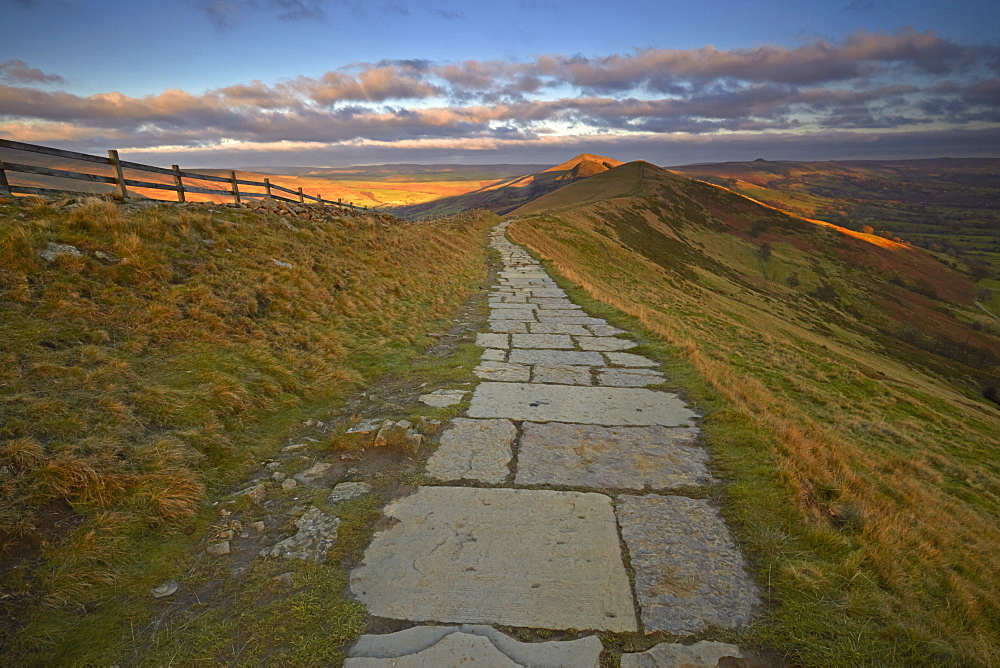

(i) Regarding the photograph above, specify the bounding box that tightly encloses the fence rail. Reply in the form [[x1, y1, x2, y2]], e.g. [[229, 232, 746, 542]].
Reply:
[[0, 138, 364, 211]]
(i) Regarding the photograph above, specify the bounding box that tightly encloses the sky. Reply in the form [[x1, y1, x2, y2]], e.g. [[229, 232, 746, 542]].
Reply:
[[1, 0, 998, 168]]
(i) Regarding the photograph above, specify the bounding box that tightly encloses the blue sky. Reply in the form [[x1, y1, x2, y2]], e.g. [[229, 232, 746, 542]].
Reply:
[[1, 0, 998, 166]]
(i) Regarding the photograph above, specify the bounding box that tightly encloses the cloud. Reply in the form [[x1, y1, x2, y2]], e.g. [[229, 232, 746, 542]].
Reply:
[[0, 59, 66, 85], [1, 29, 996, 164]]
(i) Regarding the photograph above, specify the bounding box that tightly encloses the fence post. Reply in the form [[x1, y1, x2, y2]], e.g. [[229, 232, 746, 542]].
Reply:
[[0, 160, 10, 196], [229, 171, 241, 204], [298, 187, 304, 203], [264, 178, 271, 198], [172, 165, 185, 203], [338, 198, 342, 208], [108, 150, 128, 199]]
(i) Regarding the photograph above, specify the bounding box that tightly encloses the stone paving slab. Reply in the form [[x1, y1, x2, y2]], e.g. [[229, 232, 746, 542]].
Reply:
[[620, 640, 744, 668], [475, 361, 532, 382], [490, 320, 528, 333], [511, 333, 575, 349], [350, 486, 637, 632], [508, 349, 606, 366], [616, 495, 759, 634], [348, 626, 602, 666], [345, 632, 517, 667], [481, 348, 507, 361], [426, 418, 516, 483], [477, 332, 510, 349], [575, 336, 637, 351], [531, 365, 594, 385], [468, 383, 698, 426], [528, 288, 567, 298], [529, 322, 593, 335], [588, 324, 627, 336], [536, 302, 582, 310], [515, 423, 713, 489], [605, 352, 658, 367], [534, 315, 607, 325], [488, 309, 537, 322], [599, 368, 667, 387]]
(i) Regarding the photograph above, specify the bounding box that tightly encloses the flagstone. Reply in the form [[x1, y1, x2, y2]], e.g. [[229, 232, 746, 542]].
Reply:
[[350, 486, 637, 632]]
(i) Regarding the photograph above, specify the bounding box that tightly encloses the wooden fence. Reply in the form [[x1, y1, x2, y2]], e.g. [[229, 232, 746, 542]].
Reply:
[[0, 138, 363, 210]]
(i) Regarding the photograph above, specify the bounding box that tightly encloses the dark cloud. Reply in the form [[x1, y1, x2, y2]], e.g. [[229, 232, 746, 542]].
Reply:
[[433, 8, 466, 20], [199, 0, 329, 30], [0, 59, 66, 85]]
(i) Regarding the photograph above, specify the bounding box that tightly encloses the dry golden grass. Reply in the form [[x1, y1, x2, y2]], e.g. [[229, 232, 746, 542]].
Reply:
[[0, 196, 494, 657], [509, 190, 999, 665]]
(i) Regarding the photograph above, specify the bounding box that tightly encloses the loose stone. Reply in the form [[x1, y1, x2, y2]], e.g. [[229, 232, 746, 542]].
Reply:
[[260, 505, 340, 563], [327, 481, 373, 504]]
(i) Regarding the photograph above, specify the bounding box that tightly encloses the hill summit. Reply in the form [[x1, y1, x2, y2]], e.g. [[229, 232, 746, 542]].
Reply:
[[394, 153, 624, 218]]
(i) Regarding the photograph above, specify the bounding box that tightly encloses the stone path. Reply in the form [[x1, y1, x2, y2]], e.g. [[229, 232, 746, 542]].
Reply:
[[347, 222, 760, 666]]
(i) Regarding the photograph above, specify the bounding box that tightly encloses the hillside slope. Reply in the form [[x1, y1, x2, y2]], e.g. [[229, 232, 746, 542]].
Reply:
[[0, 195, 495, 663], [394, 153, 623, 219], [507, 162, 999, 665]]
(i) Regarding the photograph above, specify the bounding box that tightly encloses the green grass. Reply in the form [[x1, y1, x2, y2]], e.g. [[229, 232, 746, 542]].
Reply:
[[0, 195, 496, 664]]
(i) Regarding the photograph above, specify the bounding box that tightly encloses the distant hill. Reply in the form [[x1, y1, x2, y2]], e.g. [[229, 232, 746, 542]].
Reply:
[[393, 153, 624, 219], [669, 157, 1000, 271]]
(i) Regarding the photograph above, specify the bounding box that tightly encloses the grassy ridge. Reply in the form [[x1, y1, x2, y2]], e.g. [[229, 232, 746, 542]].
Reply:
[[0, 196, 494, 662], [507, 168, 999, 665]]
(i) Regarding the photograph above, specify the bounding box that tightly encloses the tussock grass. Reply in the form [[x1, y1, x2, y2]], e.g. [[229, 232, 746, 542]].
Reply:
[[0, 196, 494, 662], [509, 192, 999, 666]]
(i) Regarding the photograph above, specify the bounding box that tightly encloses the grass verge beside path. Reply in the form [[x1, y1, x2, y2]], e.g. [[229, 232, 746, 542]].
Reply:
[[0, 195, 495, 664], [508, 216, 999, 667]]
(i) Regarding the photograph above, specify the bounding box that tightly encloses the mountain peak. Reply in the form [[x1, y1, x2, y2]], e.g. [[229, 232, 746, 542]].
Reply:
[[544, 153, 624, 173]]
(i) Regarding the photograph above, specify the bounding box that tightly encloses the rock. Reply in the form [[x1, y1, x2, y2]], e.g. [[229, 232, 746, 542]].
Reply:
[[265, 461, 281, 470], [293, 461, 333, 486], [272, 471, 286, 482], [206, 540, 231, 556], [271, 572, 295, 588], [260, 506, 340, 562], [426, 418, 516, 483], [38, 242, 83, 262], [468, 382, 698, 426], [236, 483, 266, 503], [150, 580, 179, 598], [281, 478, 298, 491], [417, 389, 467, 407], [350, 486, 636, 632], [247, 521, 265, 533], [587, 324, 627, 336], [282, 443, 308, 452], [620, 641, 744, 668], [271, 258, 293, 268], [516, 423, 713, 489], [346, 418, 384, 434], [327, 481, 373, 504], [617, 495, 760, 634]]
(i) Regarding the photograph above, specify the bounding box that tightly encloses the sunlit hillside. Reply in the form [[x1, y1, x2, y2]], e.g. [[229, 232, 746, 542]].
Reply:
[[508, 161, 1000, 665]]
